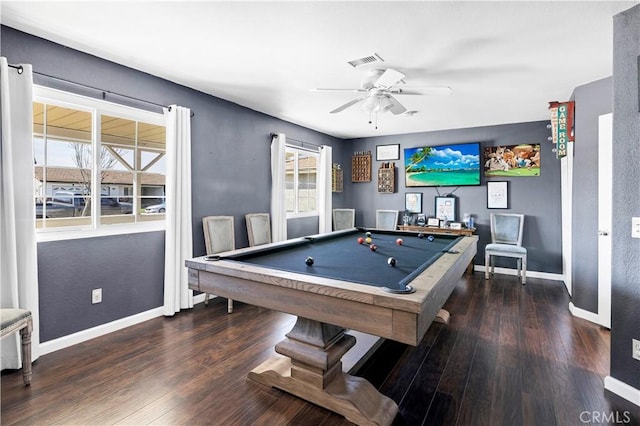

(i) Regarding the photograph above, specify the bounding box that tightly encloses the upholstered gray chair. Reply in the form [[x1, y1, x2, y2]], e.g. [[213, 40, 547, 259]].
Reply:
[[485, 213, 527, 284], [0, 309, 33, 385], [332, 208, 355, 231], [375, 209, 399, 230], [202, 216, 235, 313], [245, 213, 272, 246]]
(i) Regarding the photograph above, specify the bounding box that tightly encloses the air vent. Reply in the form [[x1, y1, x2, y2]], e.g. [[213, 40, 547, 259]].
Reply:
[[347, 53, 384, 68]]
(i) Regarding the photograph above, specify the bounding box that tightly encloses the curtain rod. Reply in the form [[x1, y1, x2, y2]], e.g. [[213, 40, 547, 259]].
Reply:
[[8, 63, 194, 116], [271, 133, 324, 151]]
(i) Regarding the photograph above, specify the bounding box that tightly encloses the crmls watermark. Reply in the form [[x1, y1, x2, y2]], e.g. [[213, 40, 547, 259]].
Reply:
[[580, 411, 632, 424]]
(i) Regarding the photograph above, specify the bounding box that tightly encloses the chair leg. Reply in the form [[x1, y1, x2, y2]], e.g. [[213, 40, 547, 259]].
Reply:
[[204, 293, 210, 306], [517, 258, 521, 279], [485, 253, 490, 280], [522, 256, 527, 284], [227, 299, 233, 314], [20, 318, 33, 386]]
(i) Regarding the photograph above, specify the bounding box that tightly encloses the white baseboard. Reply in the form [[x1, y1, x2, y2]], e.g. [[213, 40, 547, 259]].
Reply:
[[605, 376, 640, 407], [474, 265, 564, 282], [39, 294, 211, 356], [39, 307, 164, 356], [568, 302, 610, 328]]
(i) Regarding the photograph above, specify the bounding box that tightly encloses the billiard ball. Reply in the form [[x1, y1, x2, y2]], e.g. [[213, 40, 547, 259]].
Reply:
[[387, 257, 397, 267], [370, 244, 377, 252], [305, 256, 314, 266], [427, 235, 435, 242], [365, 237, 372, 244], [357, 237, 365, 244], [365, 231, 372, 237], [396, 238, 403, 245], [417, 233, 425, 239]]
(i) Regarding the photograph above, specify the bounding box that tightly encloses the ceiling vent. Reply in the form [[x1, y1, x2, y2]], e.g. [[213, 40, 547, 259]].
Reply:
[[347, 53, 384, 68]]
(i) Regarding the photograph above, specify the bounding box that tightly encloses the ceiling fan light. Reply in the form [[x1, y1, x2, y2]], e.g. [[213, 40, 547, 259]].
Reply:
[[379, 96, 393, 111], [362, 95, 379, 112]]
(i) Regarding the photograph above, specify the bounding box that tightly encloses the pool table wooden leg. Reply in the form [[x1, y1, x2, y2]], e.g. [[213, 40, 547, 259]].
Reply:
[[248, 317, 398, 426], [434, 308, 450, 324]]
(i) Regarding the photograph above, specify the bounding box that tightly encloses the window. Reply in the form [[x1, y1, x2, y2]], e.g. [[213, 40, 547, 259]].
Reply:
[[285, 147, 318, 217], [33, 86, 166, 237]]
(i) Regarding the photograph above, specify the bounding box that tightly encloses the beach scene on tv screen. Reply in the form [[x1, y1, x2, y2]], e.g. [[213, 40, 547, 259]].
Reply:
[[404, 143, 481, 187]]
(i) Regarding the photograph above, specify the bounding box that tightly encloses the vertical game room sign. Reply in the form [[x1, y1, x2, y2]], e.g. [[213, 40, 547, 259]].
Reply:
[[548, 101, 575, 159]]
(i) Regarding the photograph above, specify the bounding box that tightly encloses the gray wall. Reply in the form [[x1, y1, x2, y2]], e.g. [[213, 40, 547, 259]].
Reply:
[[571, 77, 613, 312], [611, 4, 640, 390], [37, 232, 165, 340], [346, 121, 563, 274], [2, 26, 346, 342]]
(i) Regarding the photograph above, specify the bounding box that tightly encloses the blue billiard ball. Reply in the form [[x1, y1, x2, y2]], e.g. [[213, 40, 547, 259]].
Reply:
[[427, 235, 435, 242]]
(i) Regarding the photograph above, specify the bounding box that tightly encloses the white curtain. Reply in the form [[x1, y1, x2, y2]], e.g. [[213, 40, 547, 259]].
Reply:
[[270, 133, 287, 242], [163, 105, 193, 316], [0, 58, 40, 368], [318, 145, 332, 233]]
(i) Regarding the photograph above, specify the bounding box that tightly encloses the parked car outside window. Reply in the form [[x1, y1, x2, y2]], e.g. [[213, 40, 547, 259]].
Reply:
[[144, 203, 166, 214]]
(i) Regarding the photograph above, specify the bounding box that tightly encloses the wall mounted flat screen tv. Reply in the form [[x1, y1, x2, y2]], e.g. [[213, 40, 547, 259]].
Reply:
[[404, 142, 481, 187]]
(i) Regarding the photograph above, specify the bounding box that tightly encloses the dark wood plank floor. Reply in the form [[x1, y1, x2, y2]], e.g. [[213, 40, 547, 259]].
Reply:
[[2, 272, 639, 425]]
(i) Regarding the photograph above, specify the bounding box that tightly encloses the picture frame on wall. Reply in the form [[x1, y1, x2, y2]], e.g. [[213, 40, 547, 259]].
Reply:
[[435, 196, 456, 222], [376, 144, 400, 161], [487, 181, 508, 209], [483, 144, 541, 177], [405, 192, 422, 213]]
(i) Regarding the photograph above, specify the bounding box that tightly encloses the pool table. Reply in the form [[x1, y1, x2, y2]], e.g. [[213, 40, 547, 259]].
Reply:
[[186, 228, 477, 426]]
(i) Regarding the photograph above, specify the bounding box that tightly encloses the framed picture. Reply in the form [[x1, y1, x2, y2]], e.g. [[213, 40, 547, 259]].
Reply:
[[376, 144, 400, 161], [435, 196, 456, 222], [405, 192, 422, 213], [483, 144, 541, 177], [427, 217, 441, 227], [449, 222, 462, 230], [487, 181, 508, 209]]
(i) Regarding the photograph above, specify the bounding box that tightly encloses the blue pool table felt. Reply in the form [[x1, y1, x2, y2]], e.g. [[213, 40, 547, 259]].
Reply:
[[227, 229, 461, 291]]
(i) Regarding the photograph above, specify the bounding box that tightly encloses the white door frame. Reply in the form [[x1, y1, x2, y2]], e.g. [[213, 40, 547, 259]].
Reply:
[[596, 113, 612, 328], [561, 142, 574, 295], [566, 113, 612, 329]]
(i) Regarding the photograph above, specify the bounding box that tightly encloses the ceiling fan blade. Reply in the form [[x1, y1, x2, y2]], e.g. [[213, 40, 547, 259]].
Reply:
[[386, 95, 407, 115], [330, 96, 366, 114], [374, 68, 406, 89], [394, 86, 453, 96], [314, 88, 367, 92]]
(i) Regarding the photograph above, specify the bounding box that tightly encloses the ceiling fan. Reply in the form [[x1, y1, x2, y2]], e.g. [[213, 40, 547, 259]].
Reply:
[[316, 68, 451, 118]]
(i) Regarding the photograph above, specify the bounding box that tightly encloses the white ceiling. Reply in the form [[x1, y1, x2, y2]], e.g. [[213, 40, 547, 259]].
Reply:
[[2, 1, 637, 139]]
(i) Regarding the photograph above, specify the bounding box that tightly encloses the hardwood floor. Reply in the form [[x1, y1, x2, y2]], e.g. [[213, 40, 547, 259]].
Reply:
[[2, 272, 639, 425]]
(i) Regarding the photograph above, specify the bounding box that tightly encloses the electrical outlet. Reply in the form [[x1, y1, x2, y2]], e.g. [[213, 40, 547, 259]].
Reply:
[[633, 339, 640, 361], [92, 288, 102, 304], [632, 217, 640, 239]]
